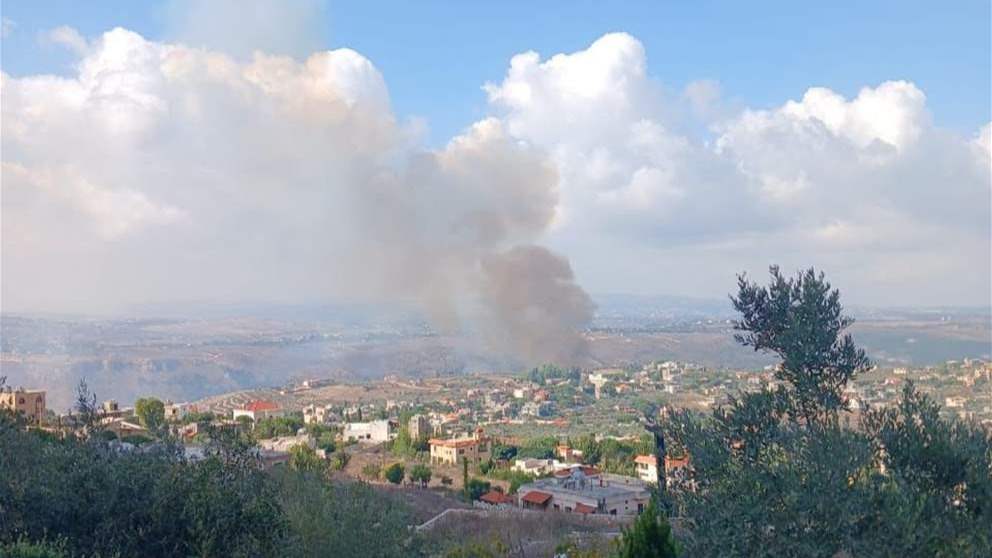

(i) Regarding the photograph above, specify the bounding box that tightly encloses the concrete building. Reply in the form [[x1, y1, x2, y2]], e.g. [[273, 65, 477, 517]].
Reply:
[[429, 427, 492, 465], [257, 433, 316, 453], [634, 453, 691, 488], [0, 388, 46, 422], [303, 403, 339, 425], [634, 454, 659, 483], [342, 419, 396, 443], [517, 466, 650, 516], [164, 402, 192, 422], [232, 400, 284, 422], [408, 414, 431, 441]]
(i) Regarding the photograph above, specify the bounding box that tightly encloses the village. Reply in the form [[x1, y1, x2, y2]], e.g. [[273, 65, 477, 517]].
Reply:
[[4, 357, 990, 527]]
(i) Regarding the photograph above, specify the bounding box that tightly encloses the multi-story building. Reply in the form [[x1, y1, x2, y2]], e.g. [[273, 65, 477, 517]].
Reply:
[[633, 453, 691, 488], [429, 427, 492, 465], [408, 414, 431, 441], [0, 388, 46, 422]]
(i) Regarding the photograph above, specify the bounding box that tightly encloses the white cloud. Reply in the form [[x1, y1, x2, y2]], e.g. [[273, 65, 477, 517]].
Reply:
[[43, 25, 89, 55], [485, 34, 990, 306]]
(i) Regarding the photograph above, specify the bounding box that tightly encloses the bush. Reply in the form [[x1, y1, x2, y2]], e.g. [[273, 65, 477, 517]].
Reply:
[[361, 463, 382, 481], [384, 463, 405, 485], [409, 464, 432, 487]]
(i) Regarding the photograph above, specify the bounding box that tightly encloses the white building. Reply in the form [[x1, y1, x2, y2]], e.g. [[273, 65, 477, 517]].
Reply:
[[342, 419, 397, 443]]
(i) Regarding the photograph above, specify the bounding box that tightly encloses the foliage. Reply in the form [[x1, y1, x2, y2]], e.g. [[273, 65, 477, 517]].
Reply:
[[465, 478, 492, 501], [274, 469, 418, 558], [180, 410, 216, 425], [0, 415, 417, 557], [656, 267, 992, 557], [0, 538, 67, 558], [306, 424, 338, 452], [487, 469, 535, 494], [527, 364, 581, 385], [328, 450, 350, 471], [361, 462, 382, 481], [134, 397, 166, 432], [289, 444, 326, 474], [516, 436, 558, 459], [730, 266, 870, 423], [409, 463, 433, 487], [384, 462, 405, 484], [478, 459, 494, 475], [254, 416, 305, 439], [391, 424, 428, 457], [614, 499, 678, 558]]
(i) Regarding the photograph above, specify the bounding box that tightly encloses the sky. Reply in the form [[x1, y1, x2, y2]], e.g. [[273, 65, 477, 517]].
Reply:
[[1, 0, 990, 332]]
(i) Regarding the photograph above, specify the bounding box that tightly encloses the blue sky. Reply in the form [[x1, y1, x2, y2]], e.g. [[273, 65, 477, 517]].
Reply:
[[2, 0, 989, 145]]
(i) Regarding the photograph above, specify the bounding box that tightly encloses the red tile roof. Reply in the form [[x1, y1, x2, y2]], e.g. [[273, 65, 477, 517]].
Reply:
[[574, 503, 596, 514], [635, 454, 658, 466], [245, 400, 280, 412], [479, 491, 514, 505], [520, 491, 552, 505]]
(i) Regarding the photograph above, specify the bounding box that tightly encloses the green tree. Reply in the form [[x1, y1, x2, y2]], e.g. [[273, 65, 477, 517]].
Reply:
[[614, 499, 678, 558], [656, 267, 992, 557], [730, 266, 871, 423], [409, 463, 432, 487], [384, 463, 405, 485], [134, 397, 165, 432], [464, 478, 491, 501], [462, 457, 470, 500], [289, 444, 325, 474]]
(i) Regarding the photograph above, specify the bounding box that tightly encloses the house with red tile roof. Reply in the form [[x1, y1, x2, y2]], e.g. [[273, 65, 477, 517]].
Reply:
[[232, 400, 285, 422]]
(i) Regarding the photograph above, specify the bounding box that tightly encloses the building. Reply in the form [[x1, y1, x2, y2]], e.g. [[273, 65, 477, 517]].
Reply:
[[257, 433, 316, 453], [164, 402, 192, 422], [478, 490, 516, 510], [517, 466, 650, 516], [342, 419, 397, 443], [232, 400, 284, 422], [512, 458, 577, 476], [634, 454, 659, 483], [634, 453, 691, 488], [408, 414, 431, 441], [303, 403, 339, 425], [429, 427, 492, 465], [0, 388, 46, 422], [521, 401, 552, 417]]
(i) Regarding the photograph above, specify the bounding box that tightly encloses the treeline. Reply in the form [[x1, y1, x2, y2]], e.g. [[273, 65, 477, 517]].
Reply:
[[0, 413, 415, 557]]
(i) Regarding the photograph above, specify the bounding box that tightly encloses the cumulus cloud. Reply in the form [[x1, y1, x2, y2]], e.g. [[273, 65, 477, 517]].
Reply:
[[485, 33, 991, 306], [1, 27, 592, 365], [3, 23, 988, 364]]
